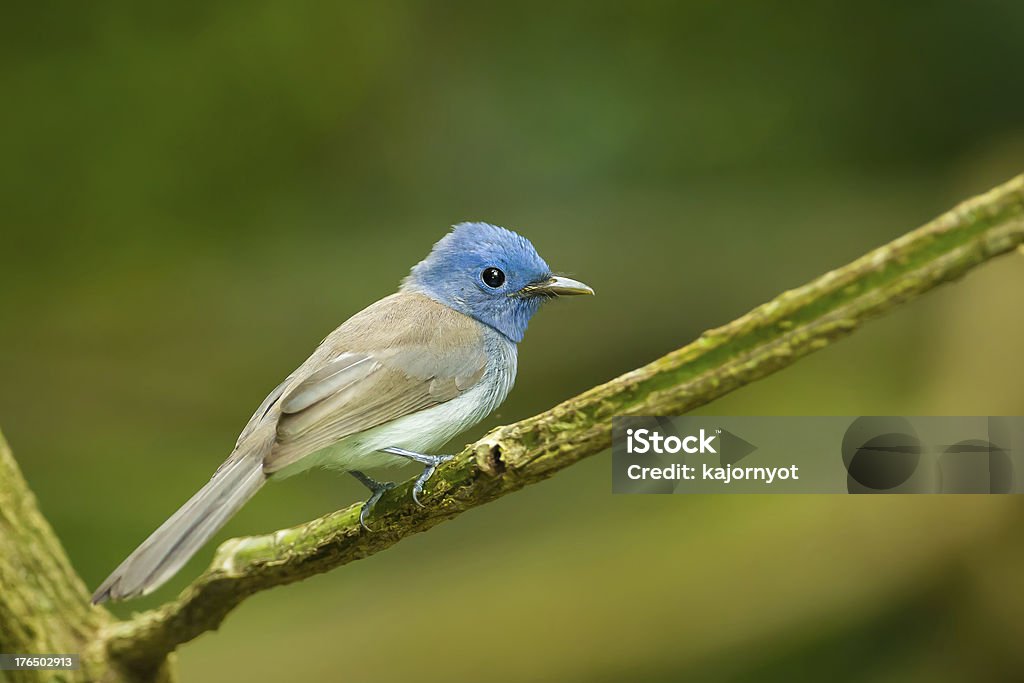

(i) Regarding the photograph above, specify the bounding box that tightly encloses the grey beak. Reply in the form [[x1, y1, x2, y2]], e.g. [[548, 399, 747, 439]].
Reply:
[[520, 275, 595, 297]]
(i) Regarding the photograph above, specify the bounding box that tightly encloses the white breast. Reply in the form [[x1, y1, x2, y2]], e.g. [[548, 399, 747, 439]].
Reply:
[[274, 330, 518, 476]]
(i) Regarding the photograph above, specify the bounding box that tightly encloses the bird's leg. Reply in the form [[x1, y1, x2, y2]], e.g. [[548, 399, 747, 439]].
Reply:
[[350, 470, 397, 531], [380, 446, 455, 507]]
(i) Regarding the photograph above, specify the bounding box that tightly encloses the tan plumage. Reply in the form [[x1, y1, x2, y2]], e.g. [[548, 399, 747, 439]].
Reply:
[[263, 293, 487, 472], [92, 292, 489, 603]]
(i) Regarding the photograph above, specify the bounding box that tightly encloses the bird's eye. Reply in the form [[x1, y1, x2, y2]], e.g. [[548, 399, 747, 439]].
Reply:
[[481, 267, 505, 288]]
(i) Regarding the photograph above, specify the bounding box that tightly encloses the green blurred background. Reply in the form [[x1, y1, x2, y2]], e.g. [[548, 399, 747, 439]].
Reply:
[[3, 2, 1024, 681]]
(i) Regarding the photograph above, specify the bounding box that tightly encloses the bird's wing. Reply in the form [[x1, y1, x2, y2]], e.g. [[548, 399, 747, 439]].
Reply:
[[261, 293, 488, 474]]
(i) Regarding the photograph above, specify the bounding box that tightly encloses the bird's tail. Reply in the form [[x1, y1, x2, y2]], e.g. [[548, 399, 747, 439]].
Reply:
[[91, 449, 267, 604]]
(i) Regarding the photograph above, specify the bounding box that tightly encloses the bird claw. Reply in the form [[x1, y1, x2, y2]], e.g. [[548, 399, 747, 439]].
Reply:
[[355, 451, 455, 528], [380, 448, 454, 508], [412, 454, 454, 507], [352, 472, 397, 532]]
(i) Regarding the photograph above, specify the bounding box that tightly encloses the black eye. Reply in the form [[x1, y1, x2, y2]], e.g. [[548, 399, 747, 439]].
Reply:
[[481, 267, 505, 288]]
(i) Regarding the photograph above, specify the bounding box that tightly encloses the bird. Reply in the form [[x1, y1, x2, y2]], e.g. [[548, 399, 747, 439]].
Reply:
[[91, 221, 593, 603]]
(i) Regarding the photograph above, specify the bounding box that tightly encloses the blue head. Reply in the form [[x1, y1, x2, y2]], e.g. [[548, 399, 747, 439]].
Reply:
[[402, 222, 593, 343]]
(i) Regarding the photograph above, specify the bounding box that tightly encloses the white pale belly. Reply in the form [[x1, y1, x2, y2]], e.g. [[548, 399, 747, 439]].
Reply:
[[270, 333, 517, 478]]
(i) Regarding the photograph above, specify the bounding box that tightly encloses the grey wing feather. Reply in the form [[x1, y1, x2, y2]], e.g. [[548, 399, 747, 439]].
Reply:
[[263, 293, 487, 473], [279, 353, 378, 414], [265, 354, 484, 472]]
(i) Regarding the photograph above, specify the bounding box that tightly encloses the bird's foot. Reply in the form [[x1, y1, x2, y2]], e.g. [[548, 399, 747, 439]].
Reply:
[[350, 470, 397, 531], [380, 447, 455, 507], [410, 456, 455, 507]]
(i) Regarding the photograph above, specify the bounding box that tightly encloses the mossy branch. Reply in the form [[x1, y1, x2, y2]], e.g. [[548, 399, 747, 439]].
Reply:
[[3, 177, 1021, 680], [98, 174, 1024, 671]]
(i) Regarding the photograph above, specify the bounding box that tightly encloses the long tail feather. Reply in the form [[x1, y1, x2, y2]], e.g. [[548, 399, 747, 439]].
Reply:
[[91, 451, 266, 604]]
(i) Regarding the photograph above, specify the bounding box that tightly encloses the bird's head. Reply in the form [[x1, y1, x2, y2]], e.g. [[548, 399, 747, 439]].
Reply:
[[402, 222, 593, 343]]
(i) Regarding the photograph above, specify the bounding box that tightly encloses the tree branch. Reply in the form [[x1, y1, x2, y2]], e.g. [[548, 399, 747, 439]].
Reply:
[[103, 175, 1024, 670], [0, 431, 176, 683]]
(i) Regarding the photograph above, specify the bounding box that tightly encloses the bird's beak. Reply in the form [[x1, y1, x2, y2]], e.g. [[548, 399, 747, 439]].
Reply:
[[519, 275, 595, 297]]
